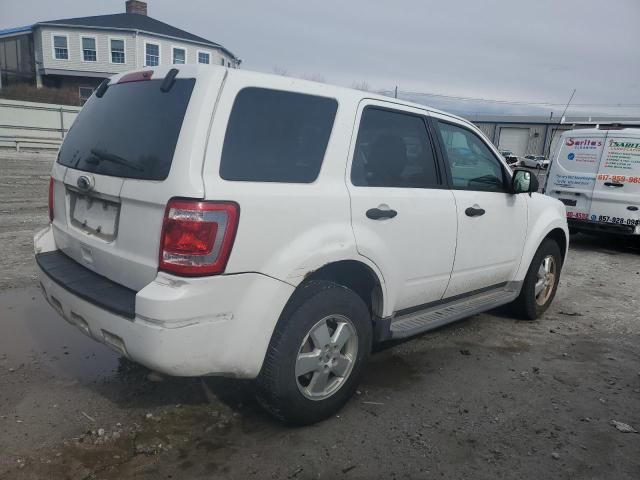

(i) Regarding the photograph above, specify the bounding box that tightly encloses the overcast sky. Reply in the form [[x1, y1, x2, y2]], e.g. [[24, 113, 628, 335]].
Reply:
[[1, 0, 639, 117]]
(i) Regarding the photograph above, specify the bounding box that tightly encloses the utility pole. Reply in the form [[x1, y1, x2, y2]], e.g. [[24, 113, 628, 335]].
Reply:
[[545, 90, 576, 159], [559, 89, 576, 124], [394, 86, 398, 99]]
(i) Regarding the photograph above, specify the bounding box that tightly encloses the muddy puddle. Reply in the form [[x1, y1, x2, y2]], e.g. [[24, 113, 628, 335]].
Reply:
[[0, 287, 120, 382], [3, 382, 287, 480]]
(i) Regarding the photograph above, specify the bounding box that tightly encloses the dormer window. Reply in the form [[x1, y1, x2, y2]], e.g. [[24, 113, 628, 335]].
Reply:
[[53, 35, 68, 60], [173, 47, 185, 64], [110, 38, 125, 64], [82, 37, 97, 62], [145, 42, 160, 66], [198, 51, 210, 64]]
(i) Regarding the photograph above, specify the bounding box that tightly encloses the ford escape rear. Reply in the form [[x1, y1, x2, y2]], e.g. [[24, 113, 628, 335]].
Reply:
[[35, 65, 568, 424]]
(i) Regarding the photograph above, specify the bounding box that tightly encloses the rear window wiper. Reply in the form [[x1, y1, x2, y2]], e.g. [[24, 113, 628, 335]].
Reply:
[[87, 148, 143, 172]]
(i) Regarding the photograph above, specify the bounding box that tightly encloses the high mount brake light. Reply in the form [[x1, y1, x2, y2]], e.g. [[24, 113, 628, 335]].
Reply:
[[118, 70, 153, 84], [48, 177, 54, 222], [159, 199, 239, 276]]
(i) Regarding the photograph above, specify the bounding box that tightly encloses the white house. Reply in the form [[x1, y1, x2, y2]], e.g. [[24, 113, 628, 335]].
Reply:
[[0, 0, 240, 102]]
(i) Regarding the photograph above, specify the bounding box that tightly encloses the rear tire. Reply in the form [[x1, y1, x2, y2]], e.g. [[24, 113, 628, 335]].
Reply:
[[510, 239, 562, 320], [256, 280, 372, 425]]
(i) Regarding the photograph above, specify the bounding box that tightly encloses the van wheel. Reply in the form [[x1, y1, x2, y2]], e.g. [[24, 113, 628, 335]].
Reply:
[[510, 239, 562, 320], [256, 280, 371, 425]]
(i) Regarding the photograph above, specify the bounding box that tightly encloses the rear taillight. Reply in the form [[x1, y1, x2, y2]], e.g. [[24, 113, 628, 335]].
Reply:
[[159, 199, 239, 276], [48, 177, 54, 221]]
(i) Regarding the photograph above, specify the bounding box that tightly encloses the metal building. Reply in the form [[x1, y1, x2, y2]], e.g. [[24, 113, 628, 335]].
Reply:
[[468, 114, 640, 158]]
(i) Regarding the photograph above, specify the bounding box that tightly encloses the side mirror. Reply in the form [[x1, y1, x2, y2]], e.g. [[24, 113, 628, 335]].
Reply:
[[511, 169, 539, 195]]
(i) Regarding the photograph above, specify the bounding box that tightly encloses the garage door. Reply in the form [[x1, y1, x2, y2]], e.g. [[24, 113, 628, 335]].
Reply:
[[498, 128, 529, 157]]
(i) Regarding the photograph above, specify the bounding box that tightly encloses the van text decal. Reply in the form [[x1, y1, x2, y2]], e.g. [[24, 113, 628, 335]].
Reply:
[[565, 138, 602, 148], [609, 140, 640, 150]]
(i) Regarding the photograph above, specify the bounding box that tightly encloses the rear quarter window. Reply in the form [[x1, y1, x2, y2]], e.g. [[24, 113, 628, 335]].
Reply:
[[220, 88, 338, 183]]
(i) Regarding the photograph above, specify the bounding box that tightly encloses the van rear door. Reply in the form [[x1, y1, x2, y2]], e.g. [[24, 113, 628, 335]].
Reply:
[[546, 132, 606, 221], [588, 132, 640, 231], [52, 67, 224, 291]]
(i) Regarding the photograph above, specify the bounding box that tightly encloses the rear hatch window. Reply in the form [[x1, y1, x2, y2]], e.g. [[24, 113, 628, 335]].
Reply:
[[57, 78, 195, 180]]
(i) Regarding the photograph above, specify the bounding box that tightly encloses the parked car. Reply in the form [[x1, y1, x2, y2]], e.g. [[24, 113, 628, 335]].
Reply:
[[521, 154, 550, 169], [544, 127, 640, 236], [34, 65, 569, 424], [500, 149, 519, 165]]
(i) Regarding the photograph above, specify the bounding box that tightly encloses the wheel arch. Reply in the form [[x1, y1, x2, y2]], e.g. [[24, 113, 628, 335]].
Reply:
[[301, 260, 385, 321], [545, 227, 568, 265], [514, 197, 569, 282]]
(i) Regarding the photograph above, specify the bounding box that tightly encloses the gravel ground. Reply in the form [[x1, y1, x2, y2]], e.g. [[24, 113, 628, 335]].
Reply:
[[1, 152, 639, 480], [0, 151, 52, 291]]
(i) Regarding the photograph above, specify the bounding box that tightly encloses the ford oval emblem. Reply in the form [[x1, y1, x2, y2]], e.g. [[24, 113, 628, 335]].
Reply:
[[77, 175, 94, 192]]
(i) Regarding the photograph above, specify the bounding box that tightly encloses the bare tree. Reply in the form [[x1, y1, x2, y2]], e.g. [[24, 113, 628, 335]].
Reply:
[[300, 73, 326, 83], [272, 66, 289, 76], [351, 80, 370, 92]]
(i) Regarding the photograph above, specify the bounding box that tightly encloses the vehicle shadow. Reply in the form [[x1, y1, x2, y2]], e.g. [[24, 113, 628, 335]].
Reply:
[[568, 232, 639, 255], [94, 357, 280, 427]]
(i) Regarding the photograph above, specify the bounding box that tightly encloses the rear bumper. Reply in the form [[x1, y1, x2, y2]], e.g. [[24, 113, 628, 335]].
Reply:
[[34, 226, 295, 378], [568, 219, 638, 236]]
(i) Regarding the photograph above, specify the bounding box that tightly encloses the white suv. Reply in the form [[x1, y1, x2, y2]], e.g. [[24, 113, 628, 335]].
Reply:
[[34, 66, 568, 424]]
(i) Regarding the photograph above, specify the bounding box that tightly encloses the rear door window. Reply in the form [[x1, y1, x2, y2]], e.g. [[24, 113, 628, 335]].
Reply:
[[351, 107, 440, 188], [220, 88, 338, 183], [57, 78, 195, 180]]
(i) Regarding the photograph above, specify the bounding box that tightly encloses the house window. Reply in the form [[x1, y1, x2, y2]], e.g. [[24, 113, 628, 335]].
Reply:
[[82, 37, 96, 62], [220, 58, 225, 66], [173, 47, 185, 64], [79, 86, 94, 105], [145, 43, 159, 66], [110, 39, 125, 64], [53, 35, 68, 60], [198, 51, 210, 64]]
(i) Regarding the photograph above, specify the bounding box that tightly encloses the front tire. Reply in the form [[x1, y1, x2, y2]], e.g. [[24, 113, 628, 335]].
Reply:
[[256, 281, 372, 425], [510, 239, 562, 320]]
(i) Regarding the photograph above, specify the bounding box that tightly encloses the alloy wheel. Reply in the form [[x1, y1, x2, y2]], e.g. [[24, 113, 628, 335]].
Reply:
[[534, 254, 556, 306], [295, 314, 358, 401]]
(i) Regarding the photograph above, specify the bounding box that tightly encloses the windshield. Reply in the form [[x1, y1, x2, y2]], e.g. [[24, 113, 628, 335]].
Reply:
[[57, 78, 195, 180]]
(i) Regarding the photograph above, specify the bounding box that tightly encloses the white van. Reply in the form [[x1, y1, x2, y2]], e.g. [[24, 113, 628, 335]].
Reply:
[[545, 128, 640, 236], [35, 65, 567, 424]]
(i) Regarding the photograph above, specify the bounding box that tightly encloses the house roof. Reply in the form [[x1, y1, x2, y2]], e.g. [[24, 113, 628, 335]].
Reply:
[[0, 25, 33, 38], [35, 13, 237, 59]]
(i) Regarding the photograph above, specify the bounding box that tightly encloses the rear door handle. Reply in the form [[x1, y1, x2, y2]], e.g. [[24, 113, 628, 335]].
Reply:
[[465, 207, 486, 217], [604, 182, 624, 188], [366, 208, 397, 220]]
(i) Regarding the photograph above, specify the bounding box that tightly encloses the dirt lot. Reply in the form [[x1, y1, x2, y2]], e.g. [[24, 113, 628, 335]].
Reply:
[[1, 152, 639, 480]]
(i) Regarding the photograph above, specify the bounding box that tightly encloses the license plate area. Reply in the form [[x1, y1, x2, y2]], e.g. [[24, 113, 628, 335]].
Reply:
[[559, 198, 577, 207], [69, 190, 120, 241]]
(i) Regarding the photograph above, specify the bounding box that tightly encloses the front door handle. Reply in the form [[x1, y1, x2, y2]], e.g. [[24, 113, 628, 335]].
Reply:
[[604, 182, 624, 188], [366, 208, 397, 220], [465, 207, 486, 217]]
